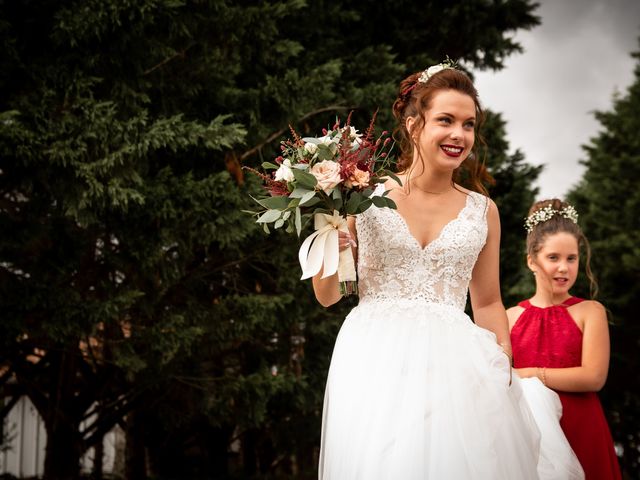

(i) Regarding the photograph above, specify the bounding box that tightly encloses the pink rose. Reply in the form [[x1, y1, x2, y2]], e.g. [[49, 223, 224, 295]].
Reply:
[[310, 160, 342, 193], [345, 167, 370, 189]]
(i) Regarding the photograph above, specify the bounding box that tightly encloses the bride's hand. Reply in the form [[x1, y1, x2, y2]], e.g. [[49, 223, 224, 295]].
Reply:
[[338, 230, 357, 251]]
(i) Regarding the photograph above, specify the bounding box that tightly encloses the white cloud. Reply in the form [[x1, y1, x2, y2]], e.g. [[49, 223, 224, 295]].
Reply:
[[473, 0, 639, 200]]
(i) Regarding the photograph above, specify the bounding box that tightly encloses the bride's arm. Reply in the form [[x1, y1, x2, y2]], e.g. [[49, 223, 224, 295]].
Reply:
[[469, 199, 512, 357], [312, 216, 358, 307]]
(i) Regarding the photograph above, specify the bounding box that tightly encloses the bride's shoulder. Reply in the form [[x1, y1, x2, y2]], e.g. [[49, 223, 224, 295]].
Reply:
[[455, 185, 494, 212], [457, 184, 488, 199]]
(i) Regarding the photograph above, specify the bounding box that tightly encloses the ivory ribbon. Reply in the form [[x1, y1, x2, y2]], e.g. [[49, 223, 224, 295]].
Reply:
[[298, 210, 356, 282]]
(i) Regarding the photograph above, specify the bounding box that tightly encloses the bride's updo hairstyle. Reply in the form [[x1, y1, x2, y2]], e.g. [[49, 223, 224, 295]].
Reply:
[[526, 198, 598, 298], [392, 66, 493, 195]]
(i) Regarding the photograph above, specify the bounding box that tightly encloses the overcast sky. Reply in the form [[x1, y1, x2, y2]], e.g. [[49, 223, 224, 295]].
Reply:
[[473, 0, 640, 200]]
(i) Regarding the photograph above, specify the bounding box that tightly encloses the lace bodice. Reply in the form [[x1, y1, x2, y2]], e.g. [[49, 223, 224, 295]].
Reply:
[[355, 190, 488, 310]]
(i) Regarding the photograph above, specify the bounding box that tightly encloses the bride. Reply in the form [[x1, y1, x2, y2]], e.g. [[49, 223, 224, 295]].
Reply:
[[312, 62, 584, 479]]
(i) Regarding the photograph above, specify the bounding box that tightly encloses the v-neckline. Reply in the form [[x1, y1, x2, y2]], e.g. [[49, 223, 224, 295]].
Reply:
[[387, 193, 473, 251]]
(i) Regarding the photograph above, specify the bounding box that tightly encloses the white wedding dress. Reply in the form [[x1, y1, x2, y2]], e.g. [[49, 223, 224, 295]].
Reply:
[[318, 189, 584, 479]]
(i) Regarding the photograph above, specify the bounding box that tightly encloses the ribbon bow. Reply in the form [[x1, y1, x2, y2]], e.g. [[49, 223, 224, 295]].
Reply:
[[298, 210, 354, 281]]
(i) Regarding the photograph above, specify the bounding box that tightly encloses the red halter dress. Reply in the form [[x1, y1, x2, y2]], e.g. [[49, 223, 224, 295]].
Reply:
[[510, 297, 621, 480]]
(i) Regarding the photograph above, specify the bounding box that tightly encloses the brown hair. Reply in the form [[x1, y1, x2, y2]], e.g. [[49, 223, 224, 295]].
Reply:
[[391, 67, 494, 195], [526, 198, 598, 298]]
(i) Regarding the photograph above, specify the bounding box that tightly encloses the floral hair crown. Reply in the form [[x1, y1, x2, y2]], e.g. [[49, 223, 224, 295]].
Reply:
[[524, 204, 579, 234], [401, 57, 458, 98]]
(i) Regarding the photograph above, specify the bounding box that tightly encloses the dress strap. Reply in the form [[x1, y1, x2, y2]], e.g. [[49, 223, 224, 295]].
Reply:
[[518, 297, 583, 309], [561, 296, 584, 307], [518, 299, 532, 309]]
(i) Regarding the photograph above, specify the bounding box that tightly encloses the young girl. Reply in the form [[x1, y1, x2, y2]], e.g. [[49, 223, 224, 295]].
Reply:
[[508, 199, 622, 480], [313, 62, 582, 479]]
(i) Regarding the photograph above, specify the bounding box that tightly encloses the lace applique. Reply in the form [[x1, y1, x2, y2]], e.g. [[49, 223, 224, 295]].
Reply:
[[355, 190, 488, 310]]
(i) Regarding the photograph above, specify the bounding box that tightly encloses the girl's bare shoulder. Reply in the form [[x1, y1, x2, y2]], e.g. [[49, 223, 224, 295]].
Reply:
[[506, 305, 525, 330], [569, 299, 608, 325]]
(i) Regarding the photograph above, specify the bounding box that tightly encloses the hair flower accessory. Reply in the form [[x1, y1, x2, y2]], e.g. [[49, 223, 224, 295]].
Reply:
[[418, 57, 458, 84], [401, 57, 458, 99], [524, 204, 579, 233]]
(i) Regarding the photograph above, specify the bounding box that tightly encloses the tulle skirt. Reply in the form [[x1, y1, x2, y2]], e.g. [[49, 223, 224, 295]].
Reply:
[[319, 299, 583, 480]]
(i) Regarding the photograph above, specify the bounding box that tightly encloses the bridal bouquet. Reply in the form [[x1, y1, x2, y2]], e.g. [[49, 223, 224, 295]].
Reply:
[[247, 113, 399, 295]]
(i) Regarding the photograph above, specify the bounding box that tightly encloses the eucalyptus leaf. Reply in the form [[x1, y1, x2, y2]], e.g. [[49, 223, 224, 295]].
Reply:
[[261, 161, 279, 170], [316, 144, 334, 161], [301, 196, 321, 207], [372, 195, 388, 208], [256, 209, 281, 223], [345, 193, 362, 215], [299, 190, 317, 206], [289, 188, 312, 198], [288, 197, 300, 209], [356, 198, 373, 214], [292, 168, 318, 189], [256, 195, 289, 210], [384, 170, 403, 186], [295, 207, 302, 236], [385, 197, 398, 209]]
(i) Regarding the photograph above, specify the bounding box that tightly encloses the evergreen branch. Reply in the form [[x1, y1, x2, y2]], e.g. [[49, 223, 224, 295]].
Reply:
[[240, 105, 358, 161], [142, 44, 196, 76]]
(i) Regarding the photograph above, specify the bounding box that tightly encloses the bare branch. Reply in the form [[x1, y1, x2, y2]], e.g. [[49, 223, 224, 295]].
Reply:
[[143, 44, 195, 76], [0, 394, 22, 421]]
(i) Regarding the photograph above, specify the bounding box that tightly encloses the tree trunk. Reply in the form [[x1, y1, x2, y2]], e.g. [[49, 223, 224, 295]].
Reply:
[[125, 410, 147, 480], [43, 422, 84, 480], [42, 350, 84, 480], [208, 426, 231, 479], [92, 436, 104, 479]]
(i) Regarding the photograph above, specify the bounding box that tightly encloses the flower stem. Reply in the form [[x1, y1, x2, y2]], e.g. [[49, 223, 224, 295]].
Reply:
[[339, 281, 358, 297]]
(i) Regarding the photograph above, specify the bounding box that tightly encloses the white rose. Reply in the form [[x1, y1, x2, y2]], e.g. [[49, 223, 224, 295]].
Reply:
[[274, 159, 295, 182], [349, 136, 363, 151], [343, 126, 362, 140], [318, 135, 334, 146], [304, 142, 318, 155], [310, 160, 342, 193]]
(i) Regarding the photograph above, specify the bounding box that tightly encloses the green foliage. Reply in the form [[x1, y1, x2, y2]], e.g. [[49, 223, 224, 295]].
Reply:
[[482, 111, 543, 306], [0, 0, 543, 478], [568, 46, 640, 476]]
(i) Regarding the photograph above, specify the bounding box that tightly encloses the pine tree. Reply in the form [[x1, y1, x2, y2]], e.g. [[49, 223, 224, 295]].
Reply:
[[0, 1, 542, 478], [568, 46, 640, 477], [482, 111, 543, 306]]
